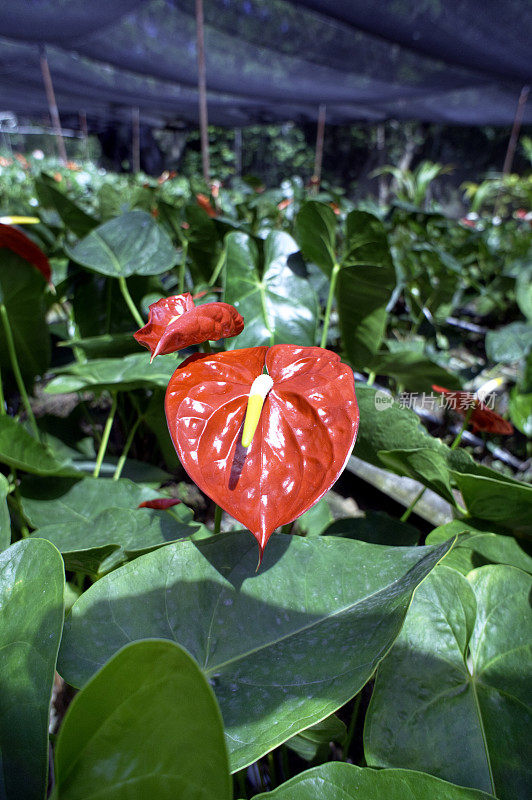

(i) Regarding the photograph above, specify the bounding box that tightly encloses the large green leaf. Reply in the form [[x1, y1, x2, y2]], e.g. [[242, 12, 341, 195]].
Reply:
[[0, 416, 79, 476], [20, 475, 158, 528], [451, 471, 532, 537], [378, 447, 456, 505], [0, 473, 10, 550], [337, 211, 396, 368], [364, 565, 531, 799], [0, 251, 50, 383], [427, 520, 532, 575], [53, 640, 231, 800], [224, 230, 318, 348], [45, 353, 178, 394], [353, 385, 445, 468], [294, 201, 337, 275], [246, 763, 496, 799], [66, 211, 176, 277], [324, 510, 419, 546], [35, 175, 98, 237], [184, 204, 220, 283], [31, 505, 201, 577], [58, 533, 453, 771], [0, 539, 64, 800]]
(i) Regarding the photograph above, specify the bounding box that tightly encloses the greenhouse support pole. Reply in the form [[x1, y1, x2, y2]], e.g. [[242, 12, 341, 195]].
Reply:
[[39, 45, 67, 164], [132, 107, 140, 174], [234, 127, 242, 176], [79, 110, 89, 161], [311, 104, 326, 194], [502, 85, 529, 175], [195, 0, 210, 183]]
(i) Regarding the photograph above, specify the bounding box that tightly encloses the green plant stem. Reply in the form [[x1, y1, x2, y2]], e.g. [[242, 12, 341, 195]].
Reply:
[[213, 504, 222, 534], [208, 246, 226, 287], [450, 405, 474, 450], [0, 363, 5, 415], [0, 303, 39, 440], [366, 371, 376, 387], [178, 240, 188, 294], [118, 276, 144, 328], [201, 340, 212, 354], [400, 405, 475, 522], [113, 414, 143, 481], [93, 393, 118, 478], [267, 752, 277, 788], [400, 486, 426, 523], [343, 692, 362, 760], [320, 262, 340, 348]]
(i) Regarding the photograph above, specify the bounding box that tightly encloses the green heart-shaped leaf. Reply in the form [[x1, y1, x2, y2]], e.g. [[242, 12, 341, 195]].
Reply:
[[0, 417, 79, 476], [45, 353, 177, 394], [53, 640, 231, 800], [67, 211, 176, 277], [58, 533, 453, 771], [0, 539, 64, 800], [224, 230, 318, 348], [246, 763, 497, 799], [364, 565, 531, 799], [427, 520, 532, 575]]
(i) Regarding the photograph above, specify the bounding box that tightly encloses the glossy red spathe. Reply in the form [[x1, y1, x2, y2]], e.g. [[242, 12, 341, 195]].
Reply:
[[432, 385, 513, 435], [138, 498, 182, 510], [134, 293, 244, 360], [165, 344, 359, 557], [0, 223, 51, 283]]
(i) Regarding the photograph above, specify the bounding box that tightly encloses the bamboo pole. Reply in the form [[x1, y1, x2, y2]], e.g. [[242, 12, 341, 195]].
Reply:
[[311, 104, 326, 194], [39, 45, 67, 164], [132, 106, 140, 174], [195, 0, 210, 183], [79, 110, 89, 161], [502, 85, 530, 176]]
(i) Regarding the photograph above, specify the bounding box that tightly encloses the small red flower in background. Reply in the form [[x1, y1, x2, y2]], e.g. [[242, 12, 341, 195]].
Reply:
[[432, 385, 513, 435], [14, 153, 29, 169], [134, 293, 244, 360], [277, 198, 292, 211], [157, 170, 177, 184], [196, 193, 218, 218], [0, 223, 51, 283], [165, 344, 359, 558], [138, 498, 181, 510]]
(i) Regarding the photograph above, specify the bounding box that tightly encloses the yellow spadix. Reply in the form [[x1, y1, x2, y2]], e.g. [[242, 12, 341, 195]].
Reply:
[[241, 374, 274, 448]]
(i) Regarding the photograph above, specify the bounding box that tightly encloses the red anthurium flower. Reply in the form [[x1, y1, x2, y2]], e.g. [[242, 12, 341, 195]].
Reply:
[[165, 345, 359, 558], [432, 385, 513, 435], [196, 193, 218, 217], [134, 293, 244, 361], [138, 498, 181, 510], [0, 223, 51, 283]]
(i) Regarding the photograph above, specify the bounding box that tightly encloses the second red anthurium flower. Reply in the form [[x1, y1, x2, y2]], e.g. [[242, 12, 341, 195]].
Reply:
[[165, 344, 359, 559], [134, 293, 244, 360]]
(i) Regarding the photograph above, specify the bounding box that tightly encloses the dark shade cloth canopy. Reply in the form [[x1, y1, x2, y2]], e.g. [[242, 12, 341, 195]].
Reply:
[[0, 0, 531, 128]]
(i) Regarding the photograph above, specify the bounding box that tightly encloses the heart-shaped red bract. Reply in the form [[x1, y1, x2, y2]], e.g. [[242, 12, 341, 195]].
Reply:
[[134, 293, 244, 359], [165, 344, 359, 556], [0, 223, 51, 283]]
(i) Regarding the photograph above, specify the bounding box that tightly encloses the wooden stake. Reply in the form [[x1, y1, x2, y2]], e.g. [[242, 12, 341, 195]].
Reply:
[[132, 106, 140, 174], [502, 85, 529, 176], [39, 45, 67, 164], [311, 104, 326, 194], [79, 110, 89, 161], [196, 0, 210, 184]]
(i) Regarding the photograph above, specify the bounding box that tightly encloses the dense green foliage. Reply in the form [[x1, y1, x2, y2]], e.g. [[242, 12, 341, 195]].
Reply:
[[0, 159, 530, 799]]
